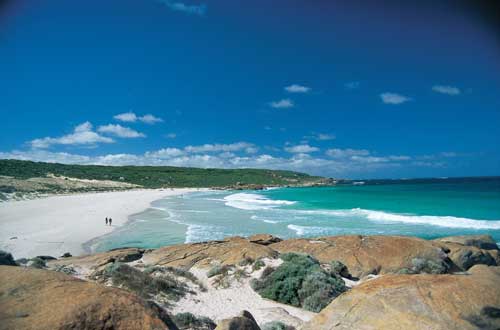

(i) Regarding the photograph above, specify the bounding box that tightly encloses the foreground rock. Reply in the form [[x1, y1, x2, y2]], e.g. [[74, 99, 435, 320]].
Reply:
[[270, 235, 450, 277], [0, 250, 17, 266], [302, 265, 500, 330], [435, 235, 499, 250], [215, 310, 261, 330], [0, 266, 177, 330], [143, 237, 278, 269], [434, 235, 499, 270]]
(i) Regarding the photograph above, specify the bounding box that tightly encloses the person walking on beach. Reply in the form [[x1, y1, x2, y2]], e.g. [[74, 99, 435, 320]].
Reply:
[[109, 218, 112, 226], [105, 217, 108, 226]]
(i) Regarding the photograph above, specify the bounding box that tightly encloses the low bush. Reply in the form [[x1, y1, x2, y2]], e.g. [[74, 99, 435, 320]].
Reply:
[[252, 259, 266, 272], [207, 264, 233, 278], [28, 257, 46, 269], [330, 260, 351, 278], [261, 321, 296, 330], [0, 250, 17, 266], [238, 256, 255, 266], [397, 258, 448, 275], [105, 263, 188, 300], [54, 264, 76, 275], [144, 265, 206, 291], [251, 253, 346, 312], [173, 312, 216, 330]]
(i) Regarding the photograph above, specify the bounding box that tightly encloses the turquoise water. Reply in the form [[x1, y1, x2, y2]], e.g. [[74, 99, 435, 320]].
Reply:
[[91, 178, 500, 252]]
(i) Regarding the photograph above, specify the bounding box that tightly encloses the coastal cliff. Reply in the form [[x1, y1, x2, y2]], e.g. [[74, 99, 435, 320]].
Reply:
[[1, 234, 499, 330]]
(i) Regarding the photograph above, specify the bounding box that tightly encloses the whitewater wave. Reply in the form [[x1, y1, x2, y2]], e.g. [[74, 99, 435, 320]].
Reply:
[[287, 224, 329, 236], [250, 215, 279, 224], [224, 193, 295, 210], [297, 208, 500, 230]]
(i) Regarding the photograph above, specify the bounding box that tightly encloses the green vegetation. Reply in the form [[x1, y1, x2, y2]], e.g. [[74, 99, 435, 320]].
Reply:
[[207, 264, 233, 278], [172, 312, 216, 330], [104, 263, 189, 301], [144, 265, 206, 291], [251, 253, 347, 312], [397, 257, 448, 275], [0, 250, 17, 266], [0, 159, 325, 189], [28, 257, 46, 269], [252, 259, 266, 271]]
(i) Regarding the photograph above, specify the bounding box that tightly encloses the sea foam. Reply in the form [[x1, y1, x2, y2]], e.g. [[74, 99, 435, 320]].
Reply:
[[298, 208, 500, 230], [224, 192, 295, 210]]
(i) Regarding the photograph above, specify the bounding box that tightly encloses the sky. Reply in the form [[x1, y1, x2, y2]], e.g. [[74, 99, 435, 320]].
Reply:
[[0, 0, 499, 179]]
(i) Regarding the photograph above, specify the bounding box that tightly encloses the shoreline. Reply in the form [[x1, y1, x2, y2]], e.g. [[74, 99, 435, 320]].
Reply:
[[0, 188, 201, 259]]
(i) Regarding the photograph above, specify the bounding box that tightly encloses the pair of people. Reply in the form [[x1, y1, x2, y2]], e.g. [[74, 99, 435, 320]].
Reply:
[[105, 217, 113, 226]]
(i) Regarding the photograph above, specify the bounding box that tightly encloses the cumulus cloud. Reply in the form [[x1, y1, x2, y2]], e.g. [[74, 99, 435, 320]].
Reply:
[[270, 98, 294, 109], [165, 133, 177, 139], [184, 142, 256, 154], [432, 85, 461, 95], [284, 84, 311, 93], [344, 81, 360, 89], [158, 0, 206, 16], [380, 92, 412, 105], [98, 124, 146, 138], [114, 112, 163, 124], [30, 122, 114, 149], [304, 133, 336, 141], [325, 148, 370, 158], [0, 145, 444, 178], [285, 144, 319, 153]]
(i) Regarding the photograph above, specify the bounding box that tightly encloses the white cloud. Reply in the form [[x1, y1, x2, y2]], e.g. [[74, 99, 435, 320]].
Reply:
[[166, 133, 177, 139], [114, 112, 163, 124], [284, 84, 311, 93], [380, 92, 412, 105], [270, 98, 294, 109], [145, 148, 184, 158], [285, 144, 319, 153], [140, 114, 163, 124], [98, 124, 146, 138], [305, 133, 336, 141], [159, 0, 207, 16], [345, 81, 360, 89], [30, 122, 114, 149], [432, 85, 461, 95], [326, 148, 370, 158], [184, 142, 256, 153], [0, 146, 440, 178], [114, 112, 137, 122]]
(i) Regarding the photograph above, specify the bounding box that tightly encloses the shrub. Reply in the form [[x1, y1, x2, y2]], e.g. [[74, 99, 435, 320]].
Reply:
[[0, 250, 17, 266], [28, 257, 46, 269], [173, 312, 216, 330], [411, 258, 447, 274], [262, 321, 296, 330], [251, 253, 346, 312], [239, 256, 255, 266], [54, 264, 76, 275], [330, 260, 351, 278], [105, 263, 188, 300], [252, 259, 266, 272], [207, 264, 232, 278], [233, 268, 248, 282]]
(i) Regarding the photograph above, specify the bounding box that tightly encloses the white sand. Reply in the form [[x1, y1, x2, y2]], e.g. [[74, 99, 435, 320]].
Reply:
[[0, 188, 198, 259], [171, 259, 316, 327]]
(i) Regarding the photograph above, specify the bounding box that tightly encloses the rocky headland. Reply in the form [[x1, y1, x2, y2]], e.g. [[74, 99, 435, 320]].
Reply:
[[1, 234, 499, 330]]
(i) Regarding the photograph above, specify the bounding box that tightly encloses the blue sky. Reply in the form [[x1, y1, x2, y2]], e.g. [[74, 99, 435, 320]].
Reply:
[[1, 0, 499, 178]]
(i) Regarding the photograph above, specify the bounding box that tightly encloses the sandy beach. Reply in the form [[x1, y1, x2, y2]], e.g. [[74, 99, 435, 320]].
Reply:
[[0, 188, 197, 259]]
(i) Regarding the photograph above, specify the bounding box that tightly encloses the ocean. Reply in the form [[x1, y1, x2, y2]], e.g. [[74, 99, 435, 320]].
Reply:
[[90, 177, 500, 252]]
